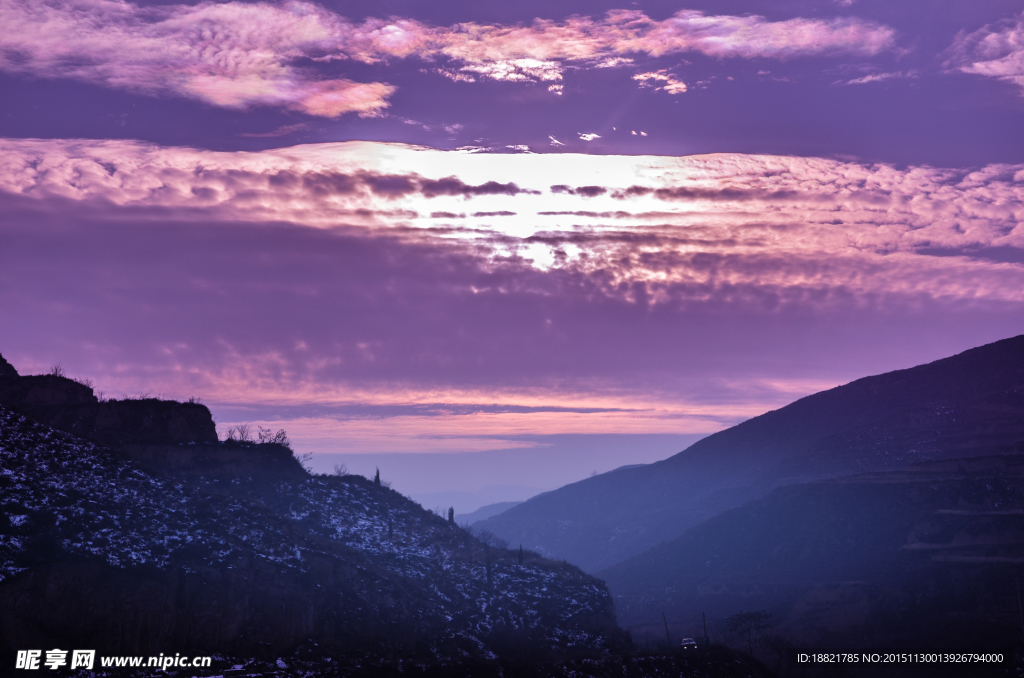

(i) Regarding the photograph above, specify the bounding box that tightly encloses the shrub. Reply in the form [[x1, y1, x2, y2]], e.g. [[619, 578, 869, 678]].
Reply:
[[224, 424, 253, 443], [257, 426, 290, 448]]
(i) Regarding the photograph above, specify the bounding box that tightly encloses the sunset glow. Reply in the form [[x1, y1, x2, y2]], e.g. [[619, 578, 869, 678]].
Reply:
[[3, 0, 1024, 506]]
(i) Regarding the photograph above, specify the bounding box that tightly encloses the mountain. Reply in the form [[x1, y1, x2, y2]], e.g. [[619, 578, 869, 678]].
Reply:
[[458, 501, 523, 527], [475, 335, 1024, 572], [0, 404, 624, 663], [599, 454, 1024, 654]]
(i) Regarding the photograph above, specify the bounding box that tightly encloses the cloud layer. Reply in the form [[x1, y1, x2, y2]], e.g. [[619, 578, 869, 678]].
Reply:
[[2, 138, 1023, 458], [0, 0, 897, 115], [947, 13, 1024, 94], [2, 138, 1022, 305], [0, 0, 396, 116]]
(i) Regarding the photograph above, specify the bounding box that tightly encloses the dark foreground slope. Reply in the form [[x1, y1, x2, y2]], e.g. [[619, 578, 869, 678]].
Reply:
[[0, 405, 623, 663], [477, 335, 1024, 571], [601, 454, 1024, 651]]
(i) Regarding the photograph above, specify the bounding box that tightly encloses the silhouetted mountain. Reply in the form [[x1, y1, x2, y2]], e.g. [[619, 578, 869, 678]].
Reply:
[[0, 404, 625, 663], [599, 454, 1024, 657], [476, 335, 1024, 572]]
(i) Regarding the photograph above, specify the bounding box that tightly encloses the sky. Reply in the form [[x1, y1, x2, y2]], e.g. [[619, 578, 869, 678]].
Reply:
[[2, 0, 1024, 512]]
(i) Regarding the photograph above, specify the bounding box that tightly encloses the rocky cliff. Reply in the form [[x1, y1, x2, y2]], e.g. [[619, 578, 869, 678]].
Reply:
[[0, 353, 217, 448]]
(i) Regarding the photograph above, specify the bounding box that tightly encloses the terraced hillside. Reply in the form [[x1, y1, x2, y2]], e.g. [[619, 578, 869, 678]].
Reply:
[[601, 454, 1024, 651]]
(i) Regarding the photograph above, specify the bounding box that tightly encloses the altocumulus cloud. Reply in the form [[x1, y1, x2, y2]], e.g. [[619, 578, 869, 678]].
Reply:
[[0, 0, 395, 117], [0, 0, 898, 115], [2, 138, 1023, 308], [0, 138, 536, 224], [946, 12, 1024, 94]]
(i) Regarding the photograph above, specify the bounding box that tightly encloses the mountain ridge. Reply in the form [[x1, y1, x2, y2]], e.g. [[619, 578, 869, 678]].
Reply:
[[476, 335, 1024, 572]]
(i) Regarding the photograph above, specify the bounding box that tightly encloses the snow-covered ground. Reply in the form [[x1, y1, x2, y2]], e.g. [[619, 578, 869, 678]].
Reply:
[[0, 405, 617, 658]]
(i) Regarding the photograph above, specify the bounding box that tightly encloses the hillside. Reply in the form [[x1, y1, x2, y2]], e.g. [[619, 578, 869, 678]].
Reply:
[[458, 501, 523, 527], [0, 404, 623, 662], [476, 335, 1024, 572], [599, 454, 1024, 655]]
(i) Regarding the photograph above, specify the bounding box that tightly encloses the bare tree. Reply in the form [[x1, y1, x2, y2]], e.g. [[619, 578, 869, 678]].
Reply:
[[257, 426, 291, 448], [332, 463, 349, 477], [759, 632, 794, 674], [225, 424, 254, 443]]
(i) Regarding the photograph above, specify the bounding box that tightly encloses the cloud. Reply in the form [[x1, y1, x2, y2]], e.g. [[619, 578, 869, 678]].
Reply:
[[298, 169, 523, 201], [551, 184, 608, 197], [610, 185, 804, 201], [419, 176, 538, 197], [238, 123, 309, 138], [435, 58, 563, 86], [633, 70, 687, 94], [414, 9, 896, 66], [838, 70, 916, 85], [538, 211, 634, 218], [946, 13, 1024, 94], [2, 138, 1022, 309], [578, 133, 602, 141], [458, 58, 563, 83], [0, 139, 541, 226], [0, 0, 393, 117], [0, 1, 898, 113], [594, 57, 635, 68], [293, 80, 397, 117]]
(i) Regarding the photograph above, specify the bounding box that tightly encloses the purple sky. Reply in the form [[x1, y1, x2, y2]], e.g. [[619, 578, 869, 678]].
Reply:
[[2, 0, 1024, 511]]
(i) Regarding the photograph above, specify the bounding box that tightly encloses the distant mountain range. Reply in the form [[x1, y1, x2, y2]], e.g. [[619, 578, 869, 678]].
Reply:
[[476, 335, 1024, 573], [457, 501, 523, 527]]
